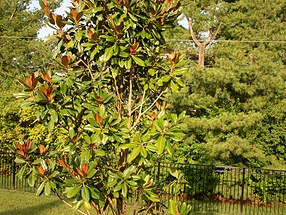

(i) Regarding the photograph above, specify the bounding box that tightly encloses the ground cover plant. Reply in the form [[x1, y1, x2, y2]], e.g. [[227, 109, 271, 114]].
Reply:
[[12, 0, 187, 214]]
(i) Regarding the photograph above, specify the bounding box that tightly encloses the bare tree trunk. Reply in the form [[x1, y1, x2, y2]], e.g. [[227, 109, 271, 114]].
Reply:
[[186, 16, 222, 68], [198, 43, 205, 67]]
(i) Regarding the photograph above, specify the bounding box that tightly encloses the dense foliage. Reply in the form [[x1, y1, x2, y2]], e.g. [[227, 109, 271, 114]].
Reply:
[[13, 0, 186, 214], [169, 0, 286, 168], [0, 0, 61, 149]]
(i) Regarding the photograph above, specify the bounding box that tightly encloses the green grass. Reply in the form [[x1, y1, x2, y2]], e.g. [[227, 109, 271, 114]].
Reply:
[[0, 189, 79, 215], [1, 189, 285, 215]]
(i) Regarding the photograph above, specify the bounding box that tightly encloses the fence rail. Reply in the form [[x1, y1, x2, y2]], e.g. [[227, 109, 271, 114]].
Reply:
[[1, 153, 286, 214]]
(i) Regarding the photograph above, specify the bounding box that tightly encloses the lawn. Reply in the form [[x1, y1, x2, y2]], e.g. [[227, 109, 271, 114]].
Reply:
[[1, 189, 286, 215], [0, 189, 79, 215]]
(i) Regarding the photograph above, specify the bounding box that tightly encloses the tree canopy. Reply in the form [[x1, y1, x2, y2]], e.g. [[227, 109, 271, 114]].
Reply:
[[0, 0, 61, 149], [13, 0, 186, 214], [169, 0, 286, 168]]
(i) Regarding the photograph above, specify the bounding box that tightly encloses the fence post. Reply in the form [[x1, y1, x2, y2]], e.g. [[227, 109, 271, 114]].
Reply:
[[240, 168, 245, 215], [157, 160, 161, 181], [12, 155, 16, 189]]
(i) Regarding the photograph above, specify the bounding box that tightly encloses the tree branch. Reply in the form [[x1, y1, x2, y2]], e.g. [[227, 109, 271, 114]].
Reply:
[[112, 73, 124, 118], [130, 90, 164, 131], [79, 59, 95, 82], [10, 1, 17, 20], [205, 22, 222, 45], [131, 89, 146, 115], [186, 16, 200, 46], [127, 70, 133, 130], [52, 190, 87, 215]]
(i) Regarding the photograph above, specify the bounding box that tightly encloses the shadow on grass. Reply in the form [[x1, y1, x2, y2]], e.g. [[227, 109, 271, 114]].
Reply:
[[0, 199, 64, 215]]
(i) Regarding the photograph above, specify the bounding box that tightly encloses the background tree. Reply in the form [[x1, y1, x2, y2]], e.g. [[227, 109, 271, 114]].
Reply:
[[170, 0, 286, 167], [0, 0, 62, 149], [178, 0, 224, 67], [14, 0, 186, 214]]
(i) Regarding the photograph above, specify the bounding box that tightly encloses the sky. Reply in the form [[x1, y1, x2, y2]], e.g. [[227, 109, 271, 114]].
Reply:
[[32, 0, 188, 39]]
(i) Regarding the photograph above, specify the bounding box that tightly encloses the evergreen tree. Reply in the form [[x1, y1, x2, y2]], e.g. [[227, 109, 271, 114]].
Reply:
[[170, 0, 286, 167], [0, 0, 61, 147]]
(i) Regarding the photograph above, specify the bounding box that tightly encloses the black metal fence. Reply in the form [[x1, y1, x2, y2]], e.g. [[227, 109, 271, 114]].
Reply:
[[1, 153, 286, 214], [155, 162, 286, 214], [0, 152, 35, 192]]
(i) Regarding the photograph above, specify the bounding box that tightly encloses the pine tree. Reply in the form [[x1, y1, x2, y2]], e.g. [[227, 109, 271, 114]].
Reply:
[[0, 0, 61, 147], [170, 0, 286, 167]]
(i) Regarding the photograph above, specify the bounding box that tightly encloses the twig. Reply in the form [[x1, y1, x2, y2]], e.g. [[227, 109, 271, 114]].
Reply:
[[91, 201, 101, 215], [79, 59, 95, 82], [52, 190, 87, 215], [127, 70, 133, 130], [205, 22, 222, 45], [130, 90, 164, 131], [186, 17, 200, 47], [10, 1, 17, 20], [112, 75, 124, 105], [131, 89, 146, 115]]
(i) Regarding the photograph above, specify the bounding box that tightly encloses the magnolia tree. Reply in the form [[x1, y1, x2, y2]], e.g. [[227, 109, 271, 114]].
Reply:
[[14, 0, 186, 214]]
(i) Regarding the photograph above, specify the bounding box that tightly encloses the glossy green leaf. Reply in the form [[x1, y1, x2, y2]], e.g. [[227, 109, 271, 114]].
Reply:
[[13, 92, 31, 99], [125, 57, 132, 69], [15, 157, 26, 164], [107, 177, 117, 187], [49, 170, 60, 178], [94, 149, 105, 156], [122, 182, 128, 197], [119, 143, 138, 149], [123, 165, 136, 178], [146, 144, 157, 152], [144, 189, 160, 202], [47, 120, 54, 131], [170, 80, 179, 92], [141, 146, 148, 157], [156, 136, 166, 154], [131, 55, 145, 66], [65, 185, 82, 198], [75, 30, 83, 41], [86, 168, 97, 178], [83, 135, 91, 144], [128, 13, 138, 22], [88, 186, 101, 199], [98, 105, 106, 118], [113, 42, 119, 55], [168, 199, 177, 215], [90, 45, 100, 59], [84, 124, 98, 132], [83, 201, 91, 210], [169, 168, 179, 179], [127, 146, 141, 163], [158, 75, 171, 86], [114, 181, 123, 192], [36, 181, 46, 196], [166, 142, 173, 155], [27, 172, 36, 187], [41, 159, 48, 171], [72, 200, 83, 210], [44, 181, 51, 196], [16, 164, 27, 180], [81, 186, 90, 202], [65, 179, 80, 186], [100, 46, 114, 62]]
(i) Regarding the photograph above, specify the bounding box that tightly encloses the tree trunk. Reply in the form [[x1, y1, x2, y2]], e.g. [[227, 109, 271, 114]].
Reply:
[[116, 197, 123, 215], [198, 43, 205, 67]]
